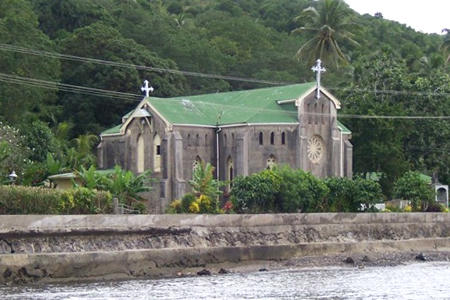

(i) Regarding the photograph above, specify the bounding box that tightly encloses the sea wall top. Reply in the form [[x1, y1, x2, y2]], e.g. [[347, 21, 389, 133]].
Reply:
[[1, 213, 449, 234]]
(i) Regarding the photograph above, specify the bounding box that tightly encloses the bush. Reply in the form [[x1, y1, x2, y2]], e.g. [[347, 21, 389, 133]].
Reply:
[[181, 193, 196, 212], [394, 171, 435, 211], [230, 169, 281, 213], [0, 185, 112, 214], [273, 166, 328, 213], [168, 199, 182, 214], [324, 177, 383, 212], [169, 193, 220, 214], [425, 202, 446, 212]]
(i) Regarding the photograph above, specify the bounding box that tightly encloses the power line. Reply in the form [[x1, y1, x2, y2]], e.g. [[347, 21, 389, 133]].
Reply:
[[2, 43, 450, 98], [3, 72, 450, 120], [0, 73, 141, 102], [0, 43, 293, 86]]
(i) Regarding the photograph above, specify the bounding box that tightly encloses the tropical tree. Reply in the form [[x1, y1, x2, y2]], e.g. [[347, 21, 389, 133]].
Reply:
[[189, 162, 223, 201], [292, 0, 360, 67], [441, 29, 450, 65], [66, 134, 98, 170], [101, 165, 153, 205], [394, 171, 435, 211]]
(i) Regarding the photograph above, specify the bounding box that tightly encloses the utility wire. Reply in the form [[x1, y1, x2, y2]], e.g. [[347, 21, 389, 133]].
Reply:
[[2, 72, 450, 120], [0, 43, 292, 86], [2, 43, 450, 98]]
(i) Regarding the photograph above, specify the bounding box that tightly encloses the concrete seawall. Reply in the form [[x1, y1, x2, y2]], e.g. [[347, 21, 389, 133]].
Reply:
[[1, 213, 450, 284]]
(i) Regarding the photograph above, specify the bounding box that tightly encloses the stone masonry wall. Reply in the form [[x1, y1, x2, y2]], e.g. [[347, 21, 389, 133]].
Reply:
[[1, 213, 450, 284]]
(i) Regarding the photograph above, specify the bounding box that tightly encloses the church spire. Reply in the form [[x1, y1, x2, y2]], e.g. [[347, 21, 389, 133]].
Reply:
[[311, 59, 326, 99], [141, 79, 154, 97]]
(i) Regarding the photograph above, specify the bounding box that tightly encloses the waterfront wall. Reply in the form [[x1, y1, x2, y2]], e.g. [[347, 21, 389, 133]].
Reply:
[[1, 213, 450, 284]]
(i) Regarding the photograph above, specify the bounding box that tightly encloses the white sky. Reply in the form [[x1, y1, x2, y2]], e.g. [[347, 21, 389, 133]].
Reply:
[[344, 0, 449, 34]]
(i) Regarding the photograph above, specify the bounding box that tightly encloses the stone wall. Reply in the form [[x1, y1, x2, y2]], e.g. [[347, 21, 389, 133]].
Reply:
[[1, 213, 450, 284]]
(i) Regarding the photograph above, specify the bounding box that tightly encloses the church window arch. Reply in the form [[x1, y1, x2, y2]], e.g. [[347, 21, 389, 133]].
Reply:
[[205, 134, 208, 147], [259, 132, 263, 145], [270, 132, 275, 145], [187, 134, 191, 146], [224, 134, 227, 147], [232, 133, 235, 146], [153, 133, 162, 172], [227, 156, 234, 192], [192, 156, 202, 178], [266, 155, 277, 170], [196, 134, 200, 147], [281, 132, 286, 145], [137, 134, 145, 173]]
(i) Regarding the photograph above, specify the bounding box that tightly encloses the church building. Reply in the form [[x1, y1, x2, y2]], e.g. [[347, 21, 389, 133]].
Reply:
[[98, 64, 353, 213]]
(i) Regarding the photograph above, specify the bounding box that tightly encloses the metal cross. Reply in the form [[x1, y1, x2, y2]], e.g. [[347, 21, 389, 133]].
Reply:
[[311, 59, 326, 99], [141, 80, 154, 97]]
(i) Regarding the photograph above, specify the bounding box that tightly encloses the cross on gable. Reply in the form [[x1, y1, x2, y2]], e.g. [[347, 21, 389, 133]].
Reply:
[[311, 59, 326, 99], [141, 80, 154, 97]]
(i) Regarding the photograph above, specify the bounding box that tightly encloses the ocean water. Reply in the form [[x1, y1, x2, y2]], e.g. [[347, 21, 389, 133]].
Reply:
[[1, 262, 449, 300]]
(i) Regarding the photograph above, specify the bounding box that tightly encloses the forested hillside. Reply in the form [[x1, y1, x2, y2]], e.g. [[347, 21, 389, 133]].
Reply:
[[1, 0, 450, 195]]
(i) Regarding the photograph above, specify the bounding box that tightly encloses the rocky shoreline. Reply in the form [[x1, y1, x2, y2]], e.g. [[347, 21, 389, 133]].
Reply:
[[167, 250, 450, 279]]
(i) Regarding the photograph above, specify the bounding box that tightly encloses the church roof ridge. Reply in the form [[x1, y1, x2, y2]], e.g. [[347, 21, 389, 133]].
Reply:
[[147, 82, 316, 126], [100, 82, 352, 136]]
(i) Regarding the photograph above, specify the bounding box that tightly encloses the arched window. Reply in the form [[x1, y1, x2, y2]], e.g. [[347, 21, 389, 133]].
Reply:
[[259, 132, 263, 145], [153, 133, 161, 172], [281, 132, 286, 145], [231, 133, 235, 146], [137, 135, 145, 173], [205, 134, 208, 147], [227, 156, 234, 192], [266, 155, 277, 170], [270, 132, 274, 145], [196, 134, 200, 147], [187, 134, 191, 146], [224, 134, 227, 147], [192, 156, 202, 178]]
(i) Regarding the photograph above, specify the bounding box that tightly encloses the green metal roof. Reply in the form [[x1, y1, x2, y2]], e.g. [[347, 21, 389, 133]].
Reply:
[[101, 124, 122, 135], [337, 121, 351, 134], [148, 82, 316, 126], [101, 83, 352, 135]]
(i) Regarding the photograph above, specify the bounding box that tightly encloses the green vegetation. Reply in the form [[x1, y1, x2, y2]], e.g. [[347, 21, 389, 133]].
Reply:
[[394, 171, 436, 211], [292, 0, 361, 67], [0, 185, 112, 214], [1, 0, 450, 208], [167, 162, 222, 214]]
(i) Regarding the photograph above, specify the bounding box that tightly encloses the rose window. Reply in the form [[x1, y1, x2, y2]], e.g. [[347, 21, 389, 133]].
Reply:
[[307, 135, 324, 164]]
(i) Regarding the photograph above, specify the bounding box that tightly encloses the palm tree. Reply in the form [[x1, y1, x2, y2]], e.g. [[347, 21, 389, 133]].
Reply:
[[441, 29, 450, 65], [292, 0, 361, 68]]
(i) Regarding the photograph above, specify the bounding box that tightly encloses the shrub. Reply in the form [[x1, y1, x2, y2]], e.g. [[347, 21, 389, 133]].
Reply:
[[189, 201, 200, 213], [168, 199, 182, 214], [394, 171, 435, 211], [0, 185, 112, 214], [324, 177, 383, 212], [230, 169, 281, 213], [273, 166, 328, 213], [425, 202, 445, 212], [62, 187, 112, 214], [181, 193, 196, 213]]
